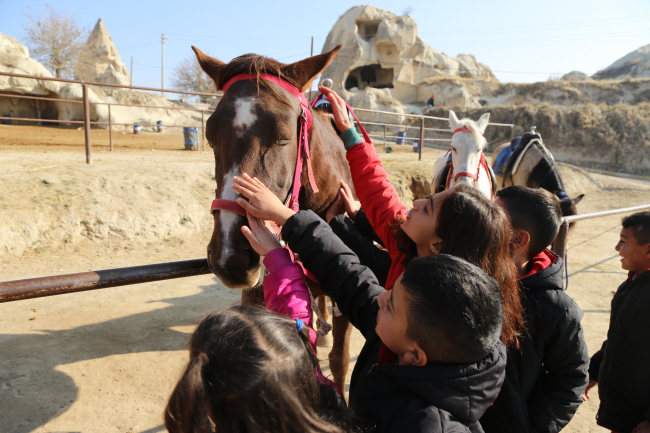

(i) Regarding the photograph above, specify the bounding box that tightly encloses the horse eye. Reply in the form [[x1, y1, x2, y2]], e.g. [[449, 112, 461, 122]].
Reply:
[[452, 147, 457, 152], [278, 139, 290, 146]]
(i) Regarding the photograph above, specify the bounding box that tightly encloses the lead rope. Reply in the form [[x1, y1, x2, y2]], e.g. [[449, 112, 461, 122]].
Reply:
[[564, 251, 569, 291]]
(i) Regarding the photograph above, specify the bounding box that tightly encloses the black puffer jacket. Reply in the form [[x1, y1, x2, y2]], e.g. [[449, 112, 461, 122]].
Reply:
[[283, 211, 507, 433], [329, 210, 391, 287], [480, 249, 589, 433], [588, 270, 650, 433]]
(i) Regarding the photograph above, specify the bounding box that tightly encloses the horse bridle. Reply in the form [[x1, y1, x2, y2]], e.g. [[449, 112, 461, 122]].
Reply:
[[209, 73, 371, 220], [446, 125, 492, 198], [210, 73, 320, 219]]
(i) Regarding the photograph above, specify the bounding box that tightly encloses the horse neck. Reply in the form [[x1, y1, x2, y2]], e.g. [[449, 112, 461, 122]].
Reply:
[[535, 146, 566, 193], [302, 112, 353, 218]]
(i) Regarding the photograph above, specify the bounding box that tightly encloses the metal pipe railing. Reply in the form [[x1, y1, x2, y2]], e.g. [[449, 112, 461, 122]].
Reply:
[[554, 203, 650, 259], [0, 259, 211, 303]]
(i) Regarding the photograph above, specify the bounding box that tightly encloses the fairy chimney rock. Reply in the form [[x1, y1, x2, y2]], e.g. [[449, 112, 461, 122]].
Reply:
[[320, 5, 496, 106], [76, 18, 130, 85]]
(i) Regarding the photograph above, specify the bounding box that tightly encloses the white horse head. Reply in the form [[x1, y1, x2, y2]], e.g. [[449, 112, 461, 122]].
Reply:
[[431, 110, 493, 199]]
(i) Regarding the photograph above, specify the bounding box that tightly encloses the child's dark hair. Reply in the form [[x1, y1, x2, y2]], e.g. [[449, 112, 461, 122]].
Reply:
[[391, 183, 524, 349], [496, 185, 562, 257], [622, 211, 650, 245], [401, 254, 503, 363], [164, 306, 355, 433]]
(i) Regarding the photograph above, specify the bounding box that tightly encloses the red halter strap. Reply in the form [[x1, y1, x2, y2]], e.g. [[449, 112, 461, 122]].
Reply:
[[210, 73, 319, 217]]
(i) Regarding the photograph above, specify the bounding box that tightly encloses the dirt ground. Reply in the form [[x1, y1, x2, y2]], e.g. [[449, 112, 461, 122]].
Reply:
[[1, 124, 650, 432]]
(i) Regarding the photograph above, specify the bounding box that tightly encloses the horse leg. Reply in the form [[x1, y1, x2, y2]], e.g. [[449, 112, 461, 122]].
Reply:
[[317, 295, 333, 347], [240, 284, 265, 308], [329, 314, 353, 398]]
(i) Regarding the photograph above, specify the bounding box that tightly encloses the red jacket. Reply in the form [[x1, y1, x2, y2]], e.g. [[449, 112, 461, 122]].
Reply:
[[347, 141, 408, 291]]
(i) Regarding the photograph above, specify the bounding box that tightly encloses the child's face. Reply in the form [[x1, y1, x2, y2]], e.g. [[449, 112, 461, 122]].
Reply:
[[615, 227, 650, 273], [376, 275, 418, 364], [401, 190, 449, 254]]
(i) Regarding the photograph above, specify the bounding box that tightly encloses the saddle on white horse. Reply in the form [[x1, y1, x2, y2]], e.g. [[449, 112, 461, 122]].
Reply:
[[492, 132, 554, 187]]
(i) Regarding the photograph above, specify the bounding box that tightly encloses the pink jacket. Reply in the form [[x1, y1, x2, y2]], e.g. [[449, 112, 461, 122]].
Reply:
[[263, 248, 343, 398]]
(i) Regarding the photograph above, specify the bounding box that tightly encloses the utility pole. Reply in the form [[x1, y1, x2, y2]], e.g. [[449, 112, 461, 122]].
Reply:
[[308, 36, 314, 102], [130, 56, 133, 88], [161, 33, 171, 96]]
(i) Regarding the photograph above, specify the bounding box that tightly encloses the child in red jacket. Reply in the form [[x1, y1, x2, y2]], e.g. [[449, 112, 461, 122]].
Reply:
[[319, 86, 524, 358]]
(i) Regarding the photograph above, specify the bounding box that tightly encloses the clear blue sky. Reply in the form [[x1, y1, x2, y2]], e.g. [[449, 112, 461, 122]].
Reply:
[[2, 0, 650, 89]]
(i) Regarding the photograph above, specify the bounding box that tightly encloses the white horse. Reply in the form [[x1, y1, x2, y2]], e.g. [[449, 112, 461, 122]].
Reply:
[[431, 110, 496, 199]]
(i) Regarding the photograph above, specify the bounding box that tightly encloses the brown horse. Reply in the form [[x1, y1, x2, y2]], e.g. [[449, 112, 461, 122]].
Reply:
[[192, 44, 353, 393]]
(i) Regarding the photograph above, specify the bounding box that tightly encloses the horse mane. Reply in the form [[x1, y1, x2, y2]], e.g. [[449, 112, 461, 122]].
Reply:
[[527, 141, 566, 193]]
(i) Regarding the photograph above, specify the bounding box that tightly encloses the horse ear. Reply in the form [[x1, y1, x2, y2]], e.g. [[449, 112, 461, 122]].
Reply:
[[281, 45, 342, 92], [449, 110, 460, 131], [571, 194, 585, 206], [192, 46, 226, 88], [477, 113, 490, 134]]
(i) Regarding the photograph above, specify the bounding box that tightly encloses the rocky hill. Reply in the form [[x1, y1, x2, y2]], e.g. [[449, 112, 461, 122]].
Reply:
[[593, 43, 650, 80]]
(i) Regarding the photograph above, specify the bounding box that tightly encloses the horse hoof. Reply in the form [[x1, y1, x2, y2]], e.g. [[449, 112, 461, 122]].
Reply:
[[317, 333, 334, 347]]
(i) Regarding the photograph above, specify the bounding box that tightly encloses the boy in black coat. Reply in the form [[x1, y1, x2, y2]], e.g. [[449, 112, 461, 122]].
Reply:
[[232, 173, 507, 433], [480, 186, 590, 433], [584, 211, 650, 433]]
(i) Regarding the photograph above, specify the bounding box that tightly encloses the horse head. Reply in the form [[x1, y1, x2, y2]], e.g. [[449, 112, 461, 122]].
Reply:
[[448, 110, 491, 193], [192, 45, 350, 289], [558, 193, 584, 231]]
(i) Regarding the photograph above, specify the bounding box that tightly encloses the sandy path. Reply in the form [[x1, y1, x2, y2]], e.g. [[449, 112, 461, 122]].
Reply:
[[1, 128, 650, 432]]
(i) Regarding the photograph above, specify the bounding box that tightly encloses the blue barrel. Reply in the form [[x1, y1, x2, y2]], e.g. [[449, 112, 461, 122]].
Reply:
[[412, 140, 420, 153], [133, 123, 142, 134], [396, 131, 406, 144], [183, 127, 199, 150], [156, 121, 163, 132], [3, 114, 11, 125]]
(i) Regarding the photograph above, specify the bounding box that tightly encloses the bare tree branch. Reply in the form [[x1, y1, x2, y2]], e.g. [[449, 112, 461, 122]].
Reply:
[[21, 3, 88, 78], [171, 56, 216, 102]]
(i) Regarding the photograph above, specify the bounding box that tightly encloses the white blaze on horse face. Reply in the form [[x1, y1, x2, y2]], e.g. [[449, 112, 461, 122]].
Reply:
[[217, 168, 241, 267], [232, 97, 257, 137]]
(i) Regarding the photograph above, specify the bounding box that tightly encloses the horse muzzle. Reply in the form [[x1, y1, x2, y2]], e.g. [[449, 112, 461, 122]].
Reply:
[[207, 245, 262, 289]]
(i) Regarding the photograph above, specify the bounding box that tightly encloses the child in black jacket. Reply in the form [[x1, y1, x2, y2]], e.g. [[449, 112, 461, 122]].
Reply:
[[480, 186, 590, 433], [231, 173, 507, 433], [584, 211, 650, 433]]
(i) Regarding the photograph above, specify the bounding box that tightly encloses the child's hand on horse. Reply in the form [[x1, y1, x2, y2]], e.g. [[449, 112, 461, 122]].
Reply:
[[318, 86, 353, 133], [339, 180, 360, 220], [241, 212, 282, 256], [232, 173, 295, 225]]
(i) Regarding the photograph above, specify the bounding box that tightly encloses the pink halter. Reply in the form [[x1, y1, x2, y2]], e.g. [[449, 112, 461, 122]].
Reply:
[[210, 73, 320, 217]]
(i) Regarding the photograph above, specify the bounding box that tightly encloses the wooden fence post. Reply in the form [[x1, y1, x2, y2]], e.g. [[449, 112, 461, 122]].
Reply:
[[82, 83, 92, 164], [108, 104, 113, 151], [418, 117, 425, 161]]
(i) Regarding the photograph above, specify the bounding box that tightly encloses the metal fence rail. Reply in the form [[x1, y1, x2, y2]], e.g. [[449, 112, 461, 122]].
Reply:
[[0, 71, 221, 160], [2, 204, 649, 304], [1, 70, 516, 162], [554, 203, 650, 259], [0, 259, 211, 303]]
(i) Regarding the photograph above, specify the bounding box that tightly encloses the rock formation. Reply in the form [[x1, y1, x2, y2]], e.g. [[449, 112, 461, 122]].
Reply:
[[0, 30, 202, 131], [593, 43, 650, 80], [75, 18, 131, 85], [320, 5, 495, 118], [561, 71, 592, 81], [0, 33, 61, 96]]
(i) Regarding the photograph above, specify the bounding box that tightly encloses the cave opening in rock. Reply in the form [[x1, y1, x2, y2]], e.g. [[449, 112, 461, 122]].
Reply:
[[344, 64, 394, 90], [356, 19, 382, 42]]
